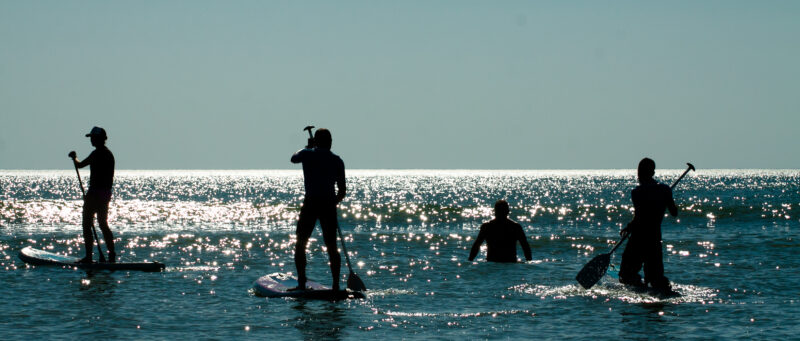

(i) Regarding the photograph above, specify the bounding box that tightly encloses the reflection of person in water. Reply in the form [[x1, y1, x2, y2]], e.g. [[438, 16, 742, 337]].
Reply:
[[293, 300, 347, 340], [69, 126, 116, 263], [290, 128, 346, 291], [619, 157, 678, 293], [468, 200, 532, 263]]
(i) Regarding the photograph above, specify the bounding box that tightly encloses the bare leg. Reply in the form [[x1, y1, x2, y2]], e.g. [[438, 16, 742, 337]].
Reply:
[[97, 202, 115, 262], [80, 203, 95, 263], [323, 233, 341, 291], [294, 237, 308, 289], [644, 241, 670, 292], [320, 204, 341, 291], [294, 204, 315, 290], [619, 238, 645, 287]]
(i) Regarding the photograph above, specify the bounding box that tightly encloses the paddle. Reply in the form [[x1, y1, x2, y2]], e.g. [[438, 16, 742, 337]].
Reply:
[[69, 153, 106, 263], [575, 163, 695, 289], [303, 125, 315, 148], [336, 225, 367, 292]]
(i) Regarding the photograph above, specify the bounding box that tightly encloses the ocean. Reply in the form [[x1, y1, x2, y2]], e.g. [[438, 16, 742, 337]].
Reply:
[[1, 169, 798, 339]]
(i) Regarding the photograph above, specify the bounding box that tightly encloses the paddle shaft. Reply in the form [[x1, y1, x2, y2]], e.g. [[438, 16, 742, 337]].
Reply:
[[74, 165, 86, 195], [670, 164, 694, 190], [609, 233, 629, 254], [72, 162, 105, 262], [336, 226, 355, 272]]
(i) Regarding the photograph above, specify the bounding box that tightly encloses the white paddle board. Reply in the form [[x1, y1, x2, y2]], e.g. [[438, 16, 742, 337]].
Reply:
[[19, 246, 165, 272], [253, 272, 365, 300]]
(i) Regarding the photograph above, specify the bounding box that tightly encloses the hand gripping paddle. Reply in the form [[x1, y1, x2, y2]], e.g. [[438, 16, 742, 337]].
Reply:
[[303, 125, 315, 148]]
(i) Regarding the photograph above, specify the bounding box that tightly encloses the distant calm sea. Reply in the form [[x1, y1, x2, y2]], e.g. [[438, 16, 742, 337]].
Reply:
[[1, 170, 798, 339]]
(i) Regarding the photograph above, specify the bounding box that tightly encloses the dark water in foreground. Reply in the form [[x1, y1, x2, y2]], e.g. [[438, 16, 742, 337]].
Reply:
[[1, 170, 798, 339]]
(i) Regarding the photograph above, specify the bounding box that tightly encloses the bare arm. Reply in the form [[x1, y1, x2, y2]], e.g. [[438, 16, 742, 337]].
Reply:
[[70, 151, 91, 169], [336, 159, 346, 203], [468, 228, 486, 261], [518, 226, 532, 261], [75, 158, 90, 168], [667, 188, 678, 217], [336, 178, 346, 203], [290, 149, 308, 164]]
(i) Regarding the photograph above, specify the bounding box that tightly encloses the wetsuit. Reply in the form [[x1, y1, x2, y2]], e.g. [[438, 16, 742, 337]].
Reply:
[[469, 218, 532, 263], [619, 178, 676, 290], [291, 147, 346, 288]]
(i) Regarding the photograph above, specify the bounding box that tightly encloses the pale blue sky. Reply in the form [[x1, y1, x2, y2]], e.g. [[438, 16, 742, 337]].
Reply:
[[1, 1, 798, 169]]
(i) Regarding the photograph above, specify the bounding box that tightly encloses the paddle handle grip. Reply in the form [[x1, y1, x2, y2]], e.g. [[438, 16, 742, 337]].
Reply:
[[670, 163, 695, 189], [304, 126, 315, 148]]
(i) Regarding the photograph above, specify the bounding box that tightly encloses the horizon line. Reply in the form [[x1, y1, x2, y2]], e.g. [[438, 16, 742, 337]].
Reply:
[[2, 168, 798, 172]]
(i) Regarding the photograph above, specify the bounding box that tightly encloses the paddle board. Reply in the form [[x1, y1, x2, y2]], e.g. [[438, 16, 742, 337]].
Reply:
[[253, 272, 365, 300], [623, 284, 682, 298], [19, 246, 165, 272], [607, 268, 681, 298]]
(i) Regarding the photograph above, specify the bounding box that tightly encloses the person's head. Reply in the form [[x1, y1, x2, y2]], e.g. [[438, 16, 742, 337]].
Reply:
[[85, 126, 107, 147], [638, 157, 655, 182], [315, 128, 332, 150], [494, 200, 510, 218]]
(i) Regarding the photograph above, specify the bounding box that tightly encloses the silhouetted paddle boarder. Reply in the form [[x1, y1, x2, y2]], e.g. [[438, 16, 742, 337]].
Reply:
[[291, 128, 346, 291], [618, 157, 678, 293], [468, 200, 532, 263], [69, 126, 116, 263]]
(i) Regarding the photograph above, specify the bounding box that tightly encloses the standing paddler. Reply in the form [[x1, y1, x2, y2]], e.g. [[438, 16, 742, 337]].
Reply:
[[69, 126, 116, 263], [618, 157, 678, 293], [290, 127, 347, 291]]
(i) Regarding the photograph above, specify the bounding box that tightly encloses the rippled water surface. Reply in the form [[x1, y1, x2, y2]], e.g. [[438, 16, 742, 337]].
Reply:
[[1, 170, 798, 339]]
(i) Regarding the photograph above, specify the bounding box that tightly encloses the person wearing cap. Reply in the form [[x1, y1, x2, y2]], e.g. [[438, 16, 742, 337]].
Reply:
[[468, 200, 533, 263], [290, 128, 346, 291], [69, 127, 116, 263]]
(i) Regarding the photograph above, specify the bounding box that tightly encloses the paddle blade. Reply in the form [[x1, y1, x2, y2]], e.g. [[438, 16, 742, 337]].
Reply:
[[575, 253, 611, 289], [347, 271, 366, 292]]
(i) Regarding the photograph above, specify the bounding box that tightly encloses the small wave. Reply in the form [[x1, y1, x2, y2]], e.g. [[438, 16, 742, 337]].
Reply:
[[512, 281, 720, 304], [171, 265, 221, 272], [366, 288, 416, 296], [381, 308, 530, 318]]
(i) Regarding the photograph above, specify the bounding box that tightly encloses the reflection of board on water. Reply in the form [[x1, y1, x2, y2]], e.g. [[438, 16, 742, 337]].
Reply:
[[253, 272, 365, 301], [623, 284, 682, 299], [18, 246, 165, 272]]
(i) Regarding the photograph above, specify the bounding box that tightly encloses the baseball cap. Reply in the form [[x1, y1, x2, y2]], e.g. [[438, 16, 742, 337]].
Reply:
[[85, 126, 107, 138]]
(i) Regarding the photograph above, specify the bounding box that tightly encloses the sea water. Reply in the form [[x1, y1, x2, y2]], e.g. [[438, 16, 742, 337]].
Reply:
[[0, 170, 797, 339]]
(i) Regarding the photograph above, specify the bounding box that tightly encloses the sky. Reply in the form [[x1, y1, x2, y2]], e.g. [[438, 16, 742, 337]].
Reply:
[[1, 1, 798, 169]]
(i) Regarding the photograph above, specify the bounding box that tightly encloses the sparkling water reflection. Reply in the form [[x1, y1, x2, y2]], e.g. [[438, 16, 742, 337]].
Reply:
[[1, 170, 798, 339]]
